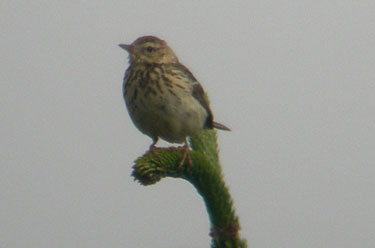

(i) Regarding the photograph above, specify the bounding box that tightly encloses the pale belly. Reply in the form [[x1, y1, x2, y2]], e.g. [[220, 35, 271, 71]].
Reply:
[[125, 84, 207, 144]]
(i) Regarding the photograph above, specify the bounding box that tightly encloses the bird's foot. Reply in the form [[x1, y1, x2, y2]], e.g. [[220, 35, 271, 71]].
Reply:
[[175, 140, 192, 169], [148, 144, 168, 159], [148, 140, 192, 169]]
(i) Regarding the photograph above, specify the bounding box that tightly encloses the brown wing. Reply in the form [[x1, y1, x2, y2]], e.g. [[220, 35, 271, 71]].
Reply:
[[192, 83, 214, 129], [168, 63, 230, 130], [166, 63, 214, 129]]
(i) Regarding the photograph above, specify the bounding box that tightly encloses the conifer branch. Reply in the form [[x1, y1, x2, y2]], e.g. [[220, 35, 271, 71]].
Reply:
[[132, 130, 247, 247]]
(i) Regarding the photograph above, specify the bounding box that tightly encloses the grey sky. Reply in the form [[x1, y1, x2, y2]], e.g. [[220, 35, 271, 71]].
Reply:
[[1, 1, 374, 247]]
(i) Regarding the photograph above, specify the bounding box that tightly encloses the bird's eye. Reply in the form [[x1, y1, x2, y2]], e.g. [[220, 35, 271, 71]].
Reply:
[[146, 46, 154, 53]]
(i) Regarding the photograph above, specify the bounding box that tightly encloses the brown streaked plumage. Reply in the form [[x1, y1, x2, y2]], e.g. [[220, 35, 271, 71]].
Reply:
[[119, 36, 230, 167]]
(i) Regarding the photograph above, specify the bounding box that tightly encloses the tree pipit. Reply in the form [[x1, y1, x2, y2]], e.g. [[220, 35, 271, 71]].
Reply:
[[119, 36, 230, 168]]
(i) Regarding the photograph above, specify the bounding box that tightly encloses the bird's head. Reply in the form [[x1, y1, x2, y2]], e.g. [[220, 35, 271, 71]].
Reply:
[[119, 36, 178, 64]]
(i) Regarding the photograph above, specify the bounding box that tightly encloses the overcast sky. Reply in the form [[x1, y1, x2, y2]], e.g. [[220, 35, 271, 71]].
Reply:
[[1, 1, 374, 247]]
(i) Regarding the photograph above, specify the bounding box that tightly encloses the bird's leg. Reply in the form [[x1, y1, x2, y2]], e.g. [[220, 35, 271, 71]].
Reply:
[[149, 138, 170, 151], [178, 139, 192, 169], [149, 138, 162, 159], [149, 138, 158, 151], [149, 138, 192, 168]]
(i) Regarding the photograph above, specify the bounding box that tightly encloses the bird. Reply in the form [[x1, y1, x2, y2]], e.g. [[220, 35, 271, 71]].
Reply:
[[119, 36, 230, 167]]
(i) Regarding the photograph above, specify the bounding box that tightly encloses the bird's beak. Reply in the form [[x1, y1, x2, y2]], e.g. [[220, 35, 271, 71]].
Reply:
[[119, 44, 132, 52]]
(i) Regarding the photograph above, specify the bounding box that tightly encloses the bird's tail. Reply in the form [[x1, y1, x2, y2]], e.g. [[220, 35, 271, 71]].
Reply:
[[213, 121, 231, 131]]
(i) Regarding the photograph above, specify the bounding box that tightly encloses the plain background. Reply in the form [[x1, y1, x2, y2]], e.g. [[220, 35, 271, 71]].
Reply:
[[1, 1, 374, 247]]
